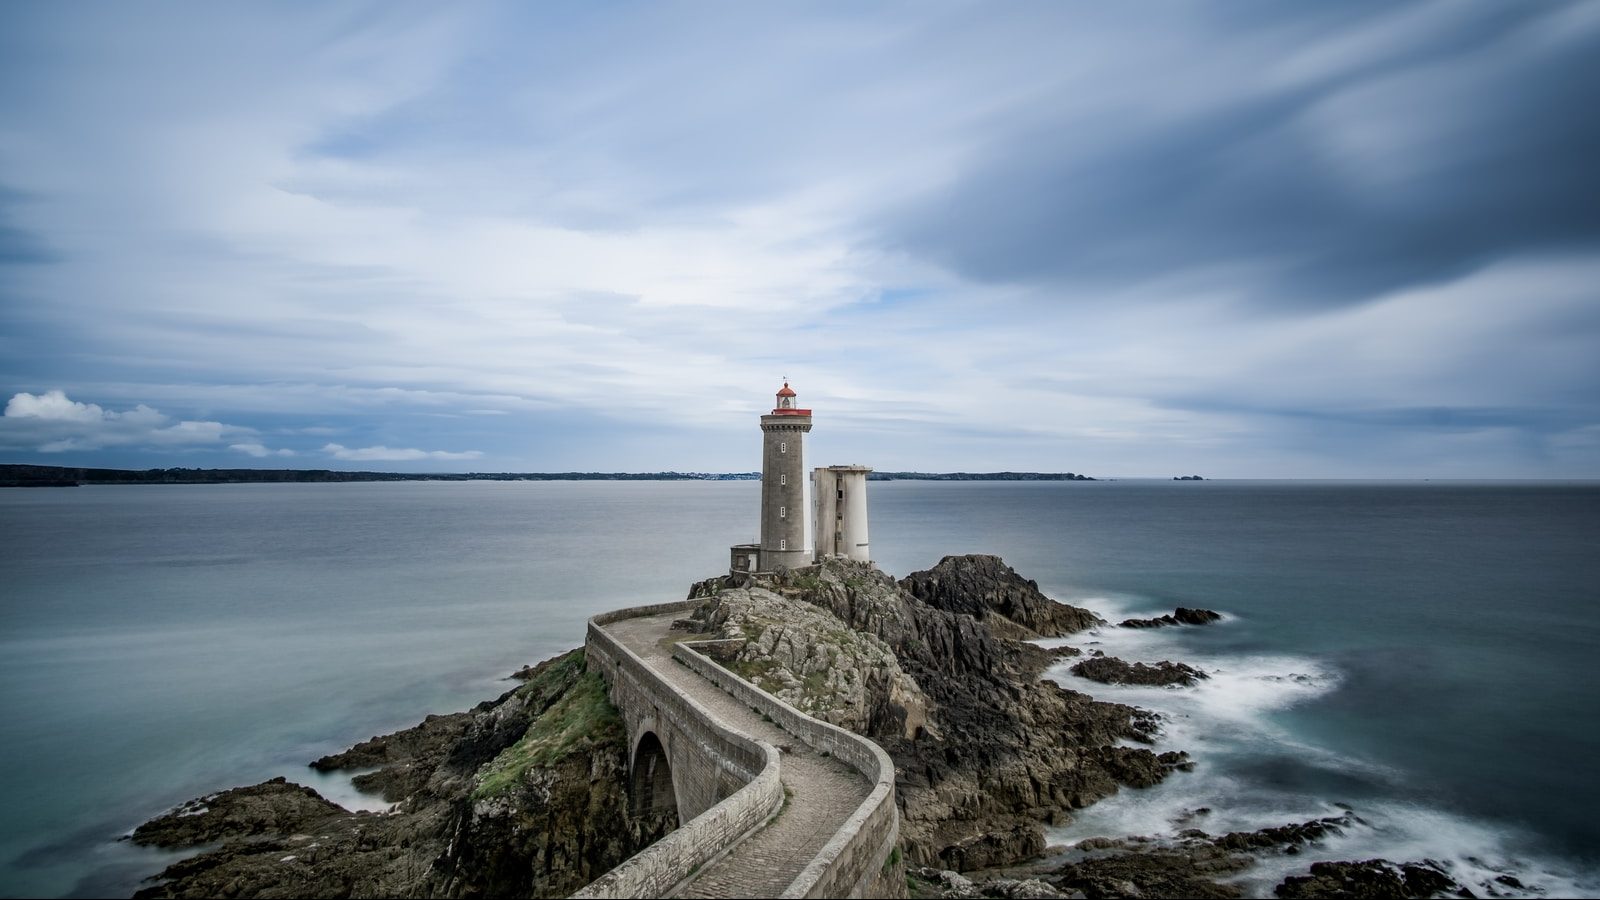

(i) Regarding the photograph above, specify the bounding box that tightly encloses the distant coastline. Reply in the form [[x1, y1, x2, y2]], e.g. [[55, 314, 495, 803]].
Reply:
[[0, 464, 1096, 487]]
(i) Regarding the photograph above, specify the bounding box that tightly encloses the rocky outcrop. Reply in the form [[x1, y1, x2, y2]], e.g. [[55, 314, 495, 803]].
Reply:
[[693, 556, 1184, 872], [940, 812, 1374, 899], [1119, 607, 1223, 628], [1070, 656, 1209, 686], [899, 555, 1104, 639], [130, 553, 1213, 896], [1273, 859, 1463, 898], [687, 586, 931, 738], [130, 778, 349, 848], [131, 648, 659, 900], [309, 712, 473, 801], [908, 866, 1068, 898]]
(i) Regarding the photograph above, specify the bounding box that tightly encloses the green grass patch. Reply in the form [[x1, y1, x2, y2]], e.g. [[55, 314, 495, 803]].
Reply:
[[473, 669, 623, 799], [728, 656, 786, 695], [513, 648, 589, 707], [789, 571, 823, 593]]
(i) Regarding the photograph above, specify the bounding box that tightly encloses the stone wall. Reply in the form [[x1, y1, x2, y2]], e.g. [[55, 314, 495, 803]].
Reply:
[[676, 640, 904, 899], [760, 414, 812, 571], [577, 603, 784, 899]]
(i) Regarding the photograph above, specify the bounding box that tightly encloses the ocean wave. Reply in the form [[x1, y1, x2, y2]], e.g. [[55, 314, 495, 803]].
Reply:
[[1038, 591, 1600, 898], [286, 767, 397, 814], [1225, 802, 1600, 899]]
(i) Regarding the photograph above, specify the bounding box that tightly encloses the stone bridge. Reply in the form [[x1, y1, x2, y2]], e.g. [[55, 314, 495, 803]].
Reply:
[[573, 599, 904, 899]]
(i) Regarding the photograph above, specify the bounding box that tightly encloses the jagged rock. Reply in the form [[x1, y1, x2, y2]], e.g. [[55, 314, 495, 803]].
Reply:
[[1070, 657, 1208, 687], [1049, 849, 1247, 898], [960, 811, 1389, 900], [910, 866, 984, 898], [132, 648, 656, 900], [715, 557, 1173, 871], [134, 553, 1195, 896], [685, 586, 932, 738], [1212, 813, 1357, 852], [900, 555, 1104, 638], [1119, 607, 1223, 629], [909, 866, 1071, 899], [1273, 859, 1463, 898], [130, 778, 348, 848], [310, 711, 473, 801]]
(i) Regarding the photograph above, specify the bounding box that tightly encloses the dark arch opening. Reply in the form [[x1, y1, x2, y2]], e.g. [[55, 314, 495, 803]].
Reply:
[[630, 731, 680, 833]]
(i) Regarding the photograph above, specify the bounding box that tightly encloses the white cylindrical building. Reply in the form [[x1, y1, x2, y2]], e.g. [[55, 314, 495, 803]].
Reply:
[[813, 465, 871, 563]]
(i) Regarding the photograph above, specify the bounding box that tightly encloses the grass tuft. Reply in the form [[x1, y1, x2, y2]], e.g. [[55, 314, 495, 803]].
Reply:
[[473, 665, 623, 799]]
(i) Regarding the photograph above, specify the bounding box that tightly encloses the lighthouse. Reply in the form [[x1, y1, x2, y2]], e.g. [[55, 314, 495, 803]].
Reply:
[[758, 381, 812, 571], [728, 380, 871, 580], [728, 381, 813, 578]]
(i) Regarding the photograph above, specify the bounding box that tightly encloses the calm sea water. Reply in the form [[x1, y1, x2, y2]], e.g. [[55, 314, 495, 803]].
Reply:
[[1, 480, 1596, 898]]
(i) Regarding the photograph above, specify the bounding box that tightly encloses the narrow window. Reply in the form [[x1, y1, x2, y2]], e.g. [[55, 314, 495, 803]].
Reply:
[[780, 539, 787, 550], [780, 506, 786, 518], [780, 474, 786, 485], [837, 489, 843, 499], [780, 441, 787, 453]]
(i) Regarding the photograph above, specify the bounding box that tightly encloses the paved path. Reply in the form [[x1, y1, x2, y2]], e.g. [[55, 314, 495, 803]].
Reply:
[[601, 612, 871, 899]]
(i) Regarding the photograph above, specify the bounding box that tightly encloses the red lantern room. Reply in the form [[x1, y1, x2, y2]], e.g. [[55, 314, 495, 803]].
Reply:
[[771, 382, 810, 416]]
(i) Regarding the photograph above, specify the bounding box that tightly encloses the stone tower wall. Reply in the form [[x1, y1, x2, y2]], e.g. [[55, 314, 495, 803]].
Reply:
[[813, 465, 871, 563], [759, 413, 811, 571]]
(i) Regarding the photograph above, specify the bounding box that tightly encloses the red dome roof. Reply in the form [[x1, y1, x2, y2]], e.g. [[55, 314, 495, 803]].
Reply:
[[776, 382, 796, 397]]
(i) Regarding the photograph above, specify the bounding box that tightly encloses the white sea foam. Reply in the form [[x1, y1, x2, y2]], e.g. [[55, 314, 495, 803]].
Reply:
[[287, 767, 397, 814], [1037, 591, 1600, 898], [1225, 802, 1600, 899]]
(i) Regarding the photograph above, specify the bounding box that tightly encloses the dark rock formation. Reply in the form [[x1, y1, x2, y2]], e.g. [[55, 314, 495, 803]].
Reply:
[[908, 866, 1069, 898], [1046, 849, 1247, 898], [951, 812, 1374, 899], [1070, 656, 1208, 686], [1212, 814, 1358, 853], [130, 778, 349, 848], [899, 554, 1104, 639], [1274, 859, 1464, 898], [130, 648, 662, 900], [130, 553, 1216, 896], [1119, 607, 1223, 628], [310, 711, 473, 801], [691, 556, 1181, 871]]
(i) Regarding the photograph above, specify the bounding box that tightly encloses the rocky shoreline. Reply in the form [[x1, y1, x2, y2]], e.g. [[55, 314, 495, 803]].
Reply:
[[125, 555, 1458, 898]]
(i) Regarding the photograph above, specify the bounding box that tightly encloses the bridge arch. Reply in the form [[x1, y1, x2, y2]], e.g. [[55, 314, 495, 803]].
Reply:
[[629, 730, 680, 830]]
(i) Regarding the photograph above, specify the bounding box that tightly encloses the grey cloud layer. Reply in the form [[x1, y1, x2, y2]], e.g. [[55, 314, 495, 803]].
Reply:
[[881, 5, 1600, 308], [0, 2, 1595, 475]]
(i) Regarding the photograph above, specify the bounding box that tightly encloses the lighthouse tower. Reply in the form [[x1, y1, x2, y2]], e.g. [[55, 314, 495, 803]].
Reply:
[[758, 381, 812, 572]]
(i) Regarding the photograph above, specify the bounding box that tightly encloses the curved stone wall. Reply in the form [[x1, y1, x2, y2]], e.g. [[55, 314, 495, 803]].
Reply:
[[576, 602, 784, 900], [675, 641, 901, 899]]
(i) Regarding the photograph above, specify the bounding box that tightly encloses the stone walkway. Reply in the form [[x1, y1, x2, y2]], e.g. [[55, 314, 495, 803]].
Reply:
[[601, 612, 871, 899]]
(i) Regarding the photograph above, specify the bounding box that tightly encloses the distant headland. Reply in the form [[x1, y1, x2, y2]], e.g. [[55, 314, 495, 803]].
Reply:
[[0, 464, 1096, 487]]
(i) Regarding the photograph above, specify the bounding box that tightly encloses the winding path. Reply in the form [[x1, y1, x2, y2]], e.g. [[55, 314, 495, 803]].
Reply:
[[600, 611, 873, 898]]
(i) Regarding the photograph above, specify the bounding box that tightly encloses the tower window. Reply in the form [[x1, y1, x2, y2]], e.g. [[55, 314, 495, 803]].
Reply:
[[780, 506, 786, 518], [780, 539, 786, 550], [780, 474, 786, 485], [780, 442, 787, 453]]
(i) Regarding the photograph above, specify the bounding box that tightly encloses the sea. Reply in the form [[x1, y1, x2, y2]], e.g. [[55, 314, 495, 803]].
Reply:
[[1, 479, 1597, 898]]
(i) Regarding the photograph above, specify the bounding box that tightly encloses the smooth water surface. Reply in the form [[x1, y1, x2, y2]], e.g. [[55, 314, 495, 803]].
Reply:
[[2, 479, 1597, 897]]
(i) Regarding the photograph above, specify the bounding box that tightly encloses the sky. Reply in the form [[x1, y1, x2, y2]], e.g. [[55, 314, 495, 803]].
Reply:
[[1, 2, 1597, 478]]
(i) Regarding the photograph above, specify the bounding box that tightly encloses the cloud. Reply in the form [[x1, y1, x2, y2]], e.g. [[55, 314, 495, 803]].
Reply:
[[0, 4, 1595, 476], [877, 4, 1600, 308], [0, 390, 255, 452], [230, 442, 295, 458], [321, 442, 482, 461]]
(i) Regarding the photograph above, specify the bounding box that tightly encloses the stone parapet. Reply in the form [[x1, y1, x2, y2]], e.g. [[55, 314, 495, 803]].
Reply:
[[676, 640, 902, 899], [577, 602, 783, 900]]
